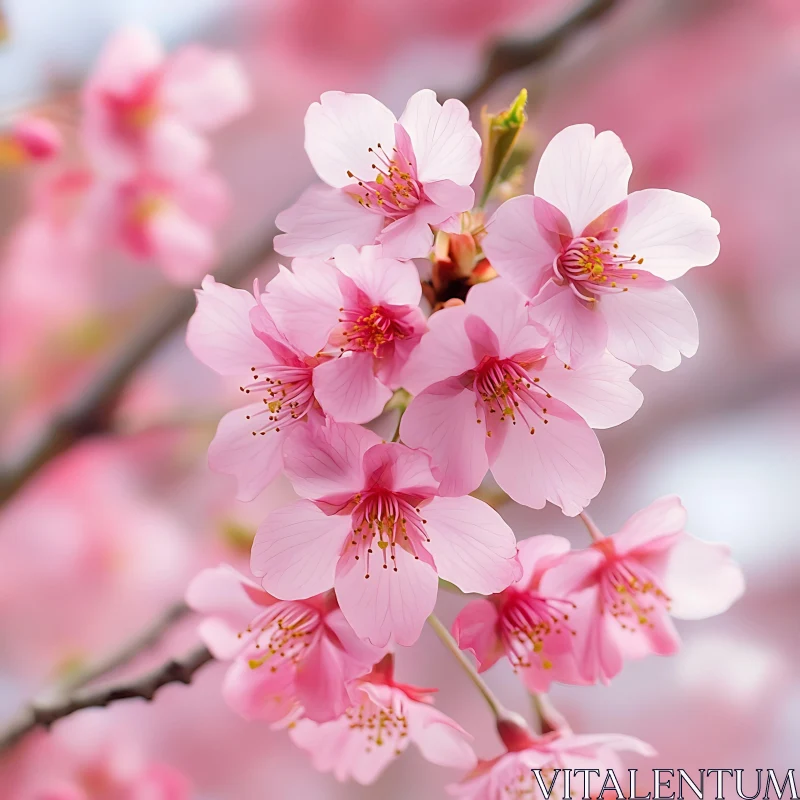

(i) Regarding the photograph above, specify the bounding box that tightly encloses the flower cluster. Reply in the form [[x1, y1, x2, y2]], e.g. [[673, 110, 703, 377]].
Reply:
[[186, 89, 743, 791]]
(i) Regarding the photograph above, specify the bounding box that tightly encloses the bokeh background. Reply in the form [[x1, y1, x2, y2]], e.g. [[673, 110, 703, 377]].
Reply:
[[1, 0, 798, 797]]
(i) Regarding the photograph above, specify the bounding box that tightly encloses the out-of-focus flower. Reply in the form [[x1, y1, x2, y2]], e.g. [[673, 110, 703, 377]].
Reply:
[[263, 244, 427, 423], [541, 496, 745, 684], [186, 276, 324, 501], [251, 419, 520, 647], [0, 115, 62, 166], [289, 655, 476, 785], [483, 124, 720, 370], [187, 564, 383, 723], [274, 90, 481, 259], [400, 278, 642, 514], [81, 25, 250, 180], [453, 535, 588, 692]]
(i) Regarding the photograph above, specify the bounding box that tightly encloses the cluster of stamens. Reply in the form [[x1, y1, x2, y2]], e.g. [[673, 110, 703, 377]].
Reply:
[[346, 695, 409, 756], [556, 232, 644, 301], [346, 142, 422, 219], [600, 560, 671, 631], [237, 602, 321, 672], [239, 364, 315, 436], [346, 492, 430, 579], [335, 305, 406, 358]]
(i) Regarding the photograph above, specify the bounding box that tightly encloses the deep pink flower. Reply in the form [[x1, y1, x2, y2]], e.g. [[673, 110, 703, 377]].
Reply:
[[187, 564, 382, 723], [290, 658, 476, 785], [275, 90, 480, 259], [251, 420, 521, 647], [483, 124, 720, 370], [0, 115, 62, 165], [400, 278, 642, 514], [449, 723, 654, 800], [264, 244, 427, 422], [82, 25, 250, 180], [453, 535, 588, 693], [186, 276, 324, 501], [540, 496, 745, 684]]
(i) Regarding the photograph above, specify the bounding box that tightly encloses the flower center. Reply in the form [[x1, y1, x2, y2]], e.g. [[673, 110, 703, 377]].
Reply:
[[345, 492, 430, 579], [240, 602, 321, 672], [555, 234, 644, 301], [474, 358, 551, 436], [600, 559, 671, 631], [346, 696, 409, 755], [333, 304, 408, 357], [499, 593, 576, 673], [239, 364, 315, 435], [346, 142, 422, 219]]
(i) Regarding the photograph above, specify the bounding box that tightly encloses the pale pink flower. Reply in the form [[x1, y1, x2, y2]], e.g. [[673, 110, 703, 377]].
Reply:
[[0, 115, 62, 165], [540, 496, 745, 684], [251, 420, 521, 647], [186, 276, 324, 501], [263, 244, 427, 422], [187, 564, 382, 723], [400, 278, 642, 515], [275, 90, 480, 259], [99, 169, 229, 283], [82, 25, 250, 180], [483, 124, 720, 370], [449, 722, 654, 800], [290, 657, 476, 785], [453, 535, 588, 693]]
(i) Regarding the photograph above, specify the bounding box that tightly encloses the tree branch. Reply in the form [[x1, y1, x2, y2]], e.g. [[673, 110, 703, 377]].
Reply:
[[0, 644, 213, 753]]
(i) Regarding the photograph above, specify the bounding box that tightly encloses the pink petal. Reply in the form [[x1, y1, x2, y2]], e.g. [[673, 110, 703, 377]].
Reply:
[[145, 117, 209, 178], [86, 25, 162, 97], [334, 544, 438, 647], [614, 495, 688, 554], [262, 261, 341, 356], [332, 244, 422, 306], [282, 420, 380, 500], [400, 379, 489, 498], [185, 564, 262, 619], [196, 617, 246, 660], [616, 188, 720, 280], [601, 278, 698, 371], [222, 657, 297, 722], [324, 608, 386, 669], [483, 195, 559, 299], [534, 124, 632, 235], [148, 203, 215, 283], [208, 404, 285, 501], [452, 598, 504, 672], [186, 276, 265, 376], [251, 500, 350, 599], [274, 184, 384, 258], [361, 442, 438, 496], [663, 534, 744, 620], [516, 534, 571, 589], [313, 353, 393, 424], [398, 90, 481, 185], [423, 180, 476, 218], [294, 635, 353, 723], [405, 699, 477, 770], [529, 279, 608, 368], [377, 210, 435, 259], [422, 496, 521, 594], [489, 397, 606, 515], [174, 168, 230, 227], [533, 351, 643, 430], [305, 91, 397, 188]]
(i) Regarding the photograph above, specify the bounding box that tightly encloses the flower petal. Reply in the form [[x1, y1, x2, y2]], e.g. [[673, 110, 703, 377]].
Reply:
[[452, 598, 504, 672], [614, 495, 688, 554], [377, 209, 435, 259], [313, 353, 393, 424], [333, 243, 422, 306]]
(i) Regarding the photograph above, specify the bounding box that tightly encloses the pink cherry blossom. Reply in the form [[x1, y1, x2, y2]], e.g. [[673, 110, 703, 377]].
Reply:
[[186, 564, 382, 723], [82, 25, 250, 180], [453, 535, 589, 693], [186, 276, 324, 501], [251, 419, 521, 647], [400, 278, 643, 515], [449, 722, 654, 800], [290, 657, 476, 785], [0, 115, 62, 165], [483, 123, 720, 370], [263, 244, 427, 422], [275, 90, 480, 259], [540, 496, 745, 684]]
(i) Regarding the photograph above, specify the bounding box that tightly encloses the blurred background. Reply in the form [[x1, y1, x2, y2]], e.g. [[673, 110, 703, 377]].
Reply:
[[0, 0, 798, 797]]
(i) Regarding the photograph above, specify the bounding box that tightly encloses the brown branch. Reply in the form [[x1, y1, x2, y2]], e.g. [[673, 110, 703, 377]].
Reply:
[[0, 644, 213, 753]]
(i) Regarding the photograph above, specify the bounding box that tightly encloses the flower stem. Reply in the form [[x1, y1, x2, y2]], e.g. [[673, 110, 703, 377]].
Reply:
[[579, 510, 604, 542], [531, 692, 570, 735], [427, 613, 507, 719]]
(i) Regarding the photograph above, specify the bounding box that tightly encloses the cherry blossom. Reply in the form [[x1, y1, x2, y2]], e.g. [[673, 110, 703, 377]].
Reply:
[[400, 278, 642, 514], [186, 276, 324, 501], [483, 124, 720, 370], [82, 25, 250, 180], [290, 657, 476, 785], [251, 420, 521, 647], [540, 496, 745, 684], [453, 535, 588, 693], [274, 89, 481, 259], [263, 244, 427, 422], [187, 564, 382, 723], [0, 115, 62, 166]]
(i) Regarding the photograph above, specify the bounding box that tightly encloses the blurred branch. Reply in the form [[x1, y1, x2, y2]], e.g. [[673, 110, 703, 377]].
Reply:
[[0, 0, 624, 509], [0, 644, 213, 754]]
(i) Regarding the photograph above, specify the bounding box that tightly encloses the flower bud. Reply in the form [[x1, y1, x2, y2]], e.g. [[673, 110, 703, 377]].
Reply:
[[480, 88, 528, 206]]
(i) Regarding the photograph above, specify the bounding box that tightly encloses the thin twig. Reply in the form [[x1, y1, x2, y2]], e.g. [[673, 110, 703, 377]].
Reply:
[[0, 644, 213, 753]]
